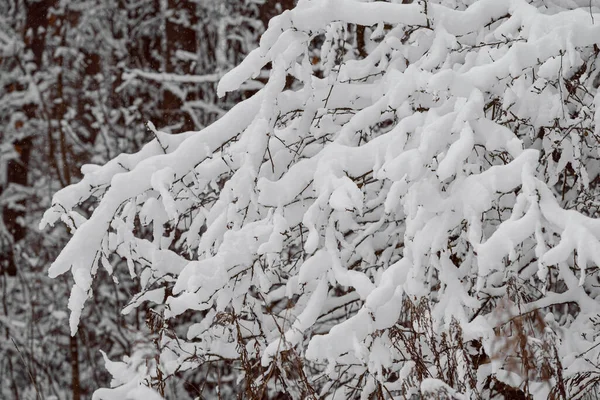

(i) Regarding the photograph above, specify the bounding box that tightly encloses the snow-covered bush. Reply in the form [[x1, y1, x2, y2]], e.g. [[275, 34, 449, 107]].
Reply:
[[42, 0, 600, 398], [2, 0, 280, 398]]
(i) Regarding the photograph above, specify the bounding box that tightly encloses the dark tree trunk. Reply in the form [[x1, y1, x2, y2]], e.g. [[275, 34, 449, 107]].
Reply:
[[70, 335, 81, 400], [0, 136, 32, 276], [1, 1, 53, 276]]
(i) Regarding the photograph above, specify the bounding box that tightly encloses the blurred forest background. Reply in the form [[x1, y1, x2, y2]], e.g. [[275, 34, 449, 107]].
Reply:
[[0, 0, 292, 398]]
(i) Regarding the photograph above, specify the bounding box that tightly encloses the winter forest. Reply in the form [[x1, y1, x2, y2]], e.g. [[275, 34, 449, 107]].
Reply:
[[6, 0, 600, 399]]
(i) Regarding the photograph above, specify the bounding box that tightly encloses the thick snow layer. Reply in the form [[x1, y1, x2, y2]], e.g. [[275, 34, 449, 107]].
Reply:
[[42, 0, 600, 398]]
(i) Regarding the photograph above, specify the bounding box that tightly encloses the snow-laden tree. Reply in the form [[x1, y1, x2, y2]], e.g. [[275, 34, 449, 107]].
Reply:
[[42, 0, 600, 398], [2, 0, 282, 398]]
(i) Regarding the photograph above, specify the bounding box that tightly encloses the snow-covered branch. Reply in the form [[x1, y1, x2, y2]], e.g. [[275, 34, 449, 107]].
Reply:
[[43, 0, 600, 398]]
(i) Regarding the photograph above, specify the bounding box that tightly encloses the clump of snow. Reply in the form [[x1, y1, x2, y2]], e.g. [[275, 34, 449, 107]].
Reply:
[[43, 0, 600, 398]]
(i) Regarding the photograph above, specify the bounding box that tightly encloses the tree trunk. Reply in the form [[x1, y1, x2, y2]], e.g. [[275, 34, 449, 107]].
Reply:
[[70, 335, 81, 400]]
